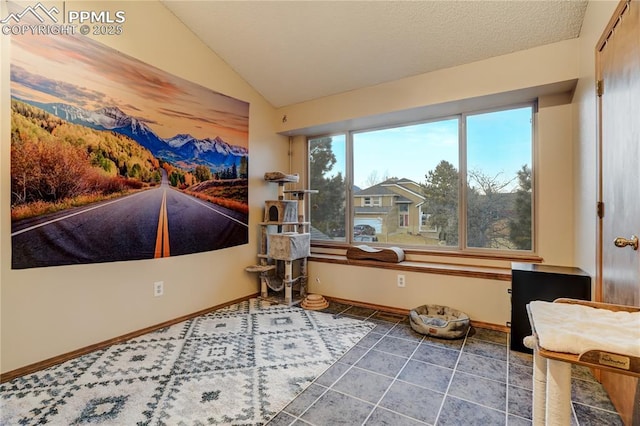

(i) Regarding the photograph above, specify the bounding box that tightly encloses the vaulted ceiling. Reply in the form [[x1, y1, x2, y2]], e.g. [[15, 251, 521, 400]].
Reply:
[[162, 1, 588, 108]]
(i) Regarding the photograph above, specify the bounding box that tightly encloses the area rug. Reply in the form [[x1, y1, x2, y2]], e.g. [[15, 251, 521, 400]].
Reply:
[[0, 298, 374, 425]]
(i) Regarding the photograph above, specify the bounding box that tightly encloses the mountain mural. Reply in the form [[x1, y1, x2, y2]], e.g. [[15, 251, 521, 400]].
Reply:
[[15, 98, 248, 172]]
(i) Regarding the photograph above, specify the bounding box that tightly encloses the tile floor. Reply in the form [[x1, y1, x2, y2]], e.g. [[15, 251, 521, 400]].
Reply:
[[269, 301, 623, 426]]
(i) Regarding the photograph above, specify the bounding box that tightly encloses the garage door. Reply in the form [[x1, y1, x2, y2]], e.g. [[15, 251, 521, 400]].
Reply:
[[354, 218, 382, 233]]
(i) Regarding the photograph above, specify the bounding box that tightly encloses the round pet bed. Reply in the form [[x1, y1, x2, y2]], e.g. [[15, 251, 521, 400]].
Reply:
[[409, 304, 470, 339]]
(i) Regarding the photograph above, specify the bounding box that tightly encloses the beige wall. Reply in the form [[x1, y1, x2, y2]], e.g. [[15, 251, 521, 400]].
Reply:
[[287, 37, 582, 326], [1, 1, 620, 373], [537, 96, 575, 265], [0, 1, 288, 373], [276, 39, 579, 134], [301, 1, 618, 322], [312, 264, 509, 326]]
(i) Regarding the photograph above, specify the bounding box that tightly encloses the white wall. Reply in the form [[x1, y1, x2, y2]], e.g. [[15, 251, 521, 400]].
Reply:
[[0, 1, 287, 373]]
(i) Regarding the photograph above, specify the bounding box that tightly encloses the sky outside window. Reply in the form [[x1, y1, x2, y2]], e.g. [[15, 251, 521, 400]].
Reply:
[[348, 107, 531, 190], [467, 106, 533, 191], [353, 119, 459, 188]]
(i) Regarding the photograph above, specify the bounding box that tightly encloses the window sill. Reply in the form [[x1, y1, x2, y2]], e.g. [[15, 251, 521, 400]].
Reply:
[[312, 242, 543, 263], [309, 253, 514, 281]]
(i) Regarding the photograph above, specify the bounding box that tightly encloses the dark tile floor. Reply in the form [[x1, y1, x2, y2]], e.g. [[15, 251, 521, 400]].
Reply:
[[269, 301, 623, 426]]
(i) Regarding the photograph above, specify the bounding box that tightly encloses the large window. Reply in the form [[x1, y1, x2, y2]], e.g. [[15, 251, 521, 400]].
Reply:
[[308, 104, 534, 253]]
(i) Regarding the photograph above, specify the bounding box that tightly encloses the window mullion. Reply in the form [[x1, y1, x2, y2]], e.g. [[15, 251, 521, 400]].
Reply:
[[346, 131, 354, 242], [459, 115, 467, 250]]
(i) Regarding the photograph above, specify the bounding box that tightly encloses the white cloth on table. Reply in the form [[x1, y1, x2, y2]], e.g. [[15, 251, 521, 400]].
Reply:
[[528, 300, 640, 356]]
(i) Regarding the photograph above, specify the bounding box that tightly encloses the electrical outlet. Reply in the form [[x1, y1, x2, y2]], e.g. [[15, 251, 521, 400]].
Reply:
[[154, 281, 164, 297], [397, 274, 406, 288]]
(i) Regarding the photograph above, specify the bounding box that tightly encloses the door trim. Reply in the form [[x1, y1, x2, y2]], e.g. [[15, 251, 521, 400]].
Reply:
[[595, 0, 632, 303]]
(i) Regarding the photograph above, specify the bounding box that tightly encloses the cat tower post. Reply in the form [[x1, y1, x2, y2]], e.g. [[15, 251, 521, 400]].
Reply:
[[284, 189, 318, 301], [525, 299, 640, 426], [245, 172, 316, 306]]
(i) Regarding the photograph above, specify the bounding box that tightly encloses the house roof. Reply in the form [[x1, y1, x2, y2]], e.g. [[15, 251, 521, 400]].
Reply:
[[354, 185, 399, 197], [394, 196, 413, 204], [355, 178, 425, 201]]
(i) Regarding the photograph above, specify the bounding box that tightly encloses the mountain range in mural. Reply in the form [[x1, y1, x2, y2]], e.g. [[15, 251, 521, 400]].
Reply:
[[16, 97, 248, 172]]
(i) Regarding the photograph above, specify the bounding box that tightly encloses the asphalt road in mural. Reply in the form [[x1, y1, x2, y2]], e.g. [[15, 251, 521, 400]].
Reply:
[[11, 172, 248, 269]]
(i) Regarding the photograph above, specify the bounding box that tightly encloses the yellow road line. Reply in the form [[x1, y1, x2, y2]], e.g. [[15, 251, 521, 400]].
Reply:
[[154, 190, 170, 258]]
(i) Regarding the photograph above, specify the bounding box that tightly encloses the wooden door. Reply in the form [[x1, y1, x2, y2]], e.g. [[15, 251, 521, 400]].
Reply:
[[596, 1, 640, 424]]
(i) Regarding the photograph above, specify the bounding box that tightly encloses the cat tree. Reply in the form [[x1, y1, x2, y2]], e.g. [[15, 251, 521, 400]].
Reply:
[[245, 172, 316, 306]]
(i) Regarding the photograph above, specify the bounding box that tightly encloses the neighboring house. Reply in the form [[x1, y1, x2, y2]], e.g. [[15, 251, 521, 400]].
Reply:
[[353, 178, 437, 238]]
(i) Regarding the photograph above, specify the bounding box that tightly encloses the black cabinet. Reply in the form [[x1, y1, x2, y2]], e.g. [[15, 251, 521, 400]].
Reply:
[[510, 263, 591, 353]]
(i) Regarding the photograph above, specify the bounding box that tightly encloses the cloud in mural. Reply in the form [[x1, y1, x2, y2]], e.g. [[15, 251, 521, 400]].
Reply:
[[10, 31, 248, 145]]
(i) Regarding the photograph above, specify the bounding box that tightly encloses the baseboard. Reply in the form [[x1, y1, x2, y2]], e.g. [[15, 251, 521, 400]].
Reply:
[[324, 295, 510, 333], [0, 293, 259, 384], [326, 296, 410, 316], [2, 292, 509, 383], [469, 320, 510, 333]]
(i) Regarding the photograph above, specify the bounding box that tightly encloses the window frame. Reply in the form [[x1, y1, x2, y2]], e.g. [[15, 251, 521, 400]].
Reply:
[[307, 101, 537, 256]]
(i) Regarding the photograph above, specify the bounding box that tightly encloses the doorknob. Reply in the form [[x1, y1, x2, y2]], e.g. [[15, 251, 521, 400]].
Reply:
[[613, 235, 638, 250]]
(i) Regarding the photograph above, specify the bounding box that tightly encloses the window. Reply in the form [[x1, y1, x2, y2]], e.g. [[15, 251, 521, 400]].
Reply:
[[308, 104, 534, 253], [308, 135, 346, 241], [362, 197, 382, 207], [398, 204, 409, 227], [465, 107, 533, 250]]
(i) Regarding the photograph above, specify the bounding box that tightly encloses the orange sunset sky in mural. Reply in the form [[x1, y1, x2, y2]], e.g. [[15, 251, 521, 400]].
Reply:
[[10, 32, 249, 148]]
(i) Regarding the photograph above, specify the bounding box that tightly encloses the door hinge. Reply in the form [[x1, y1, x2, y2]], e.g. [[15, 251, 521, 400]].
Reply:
[[597, 201, 605, 219], [596, 80, 604, 97]]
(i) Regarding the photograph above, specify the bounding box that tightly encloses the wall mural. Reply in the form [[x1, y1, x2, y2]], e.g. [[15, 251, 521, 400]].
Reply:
[[9, 29, 249, 269]]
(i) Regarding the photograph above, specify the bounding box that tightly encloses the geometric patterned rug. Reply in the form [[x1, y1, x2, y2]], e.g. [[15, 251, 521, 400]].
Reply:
[[0, 298, 374, 425]]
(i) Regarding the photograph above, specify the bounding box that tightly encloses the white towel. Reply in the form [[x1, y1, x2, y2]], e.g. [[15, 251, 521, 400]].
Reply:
[[528, 300, 640, 356]]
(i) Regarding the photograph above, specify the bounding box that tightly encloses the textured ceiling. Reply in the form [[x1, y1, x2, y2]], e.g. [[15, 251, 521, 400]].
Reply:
[[162, 1, 588, 108]]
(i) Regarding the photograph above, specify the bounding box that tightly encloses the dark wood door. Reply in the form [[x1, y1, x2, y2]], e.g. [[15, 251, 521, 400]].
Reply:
[[597, 1, 640, 424]]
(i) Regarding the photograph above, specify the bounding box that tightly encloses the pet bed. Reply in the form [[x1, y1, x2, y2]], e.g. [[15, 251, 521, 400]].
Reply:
[[409, 304, 470, 339], [346, 245, 405, 263]]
